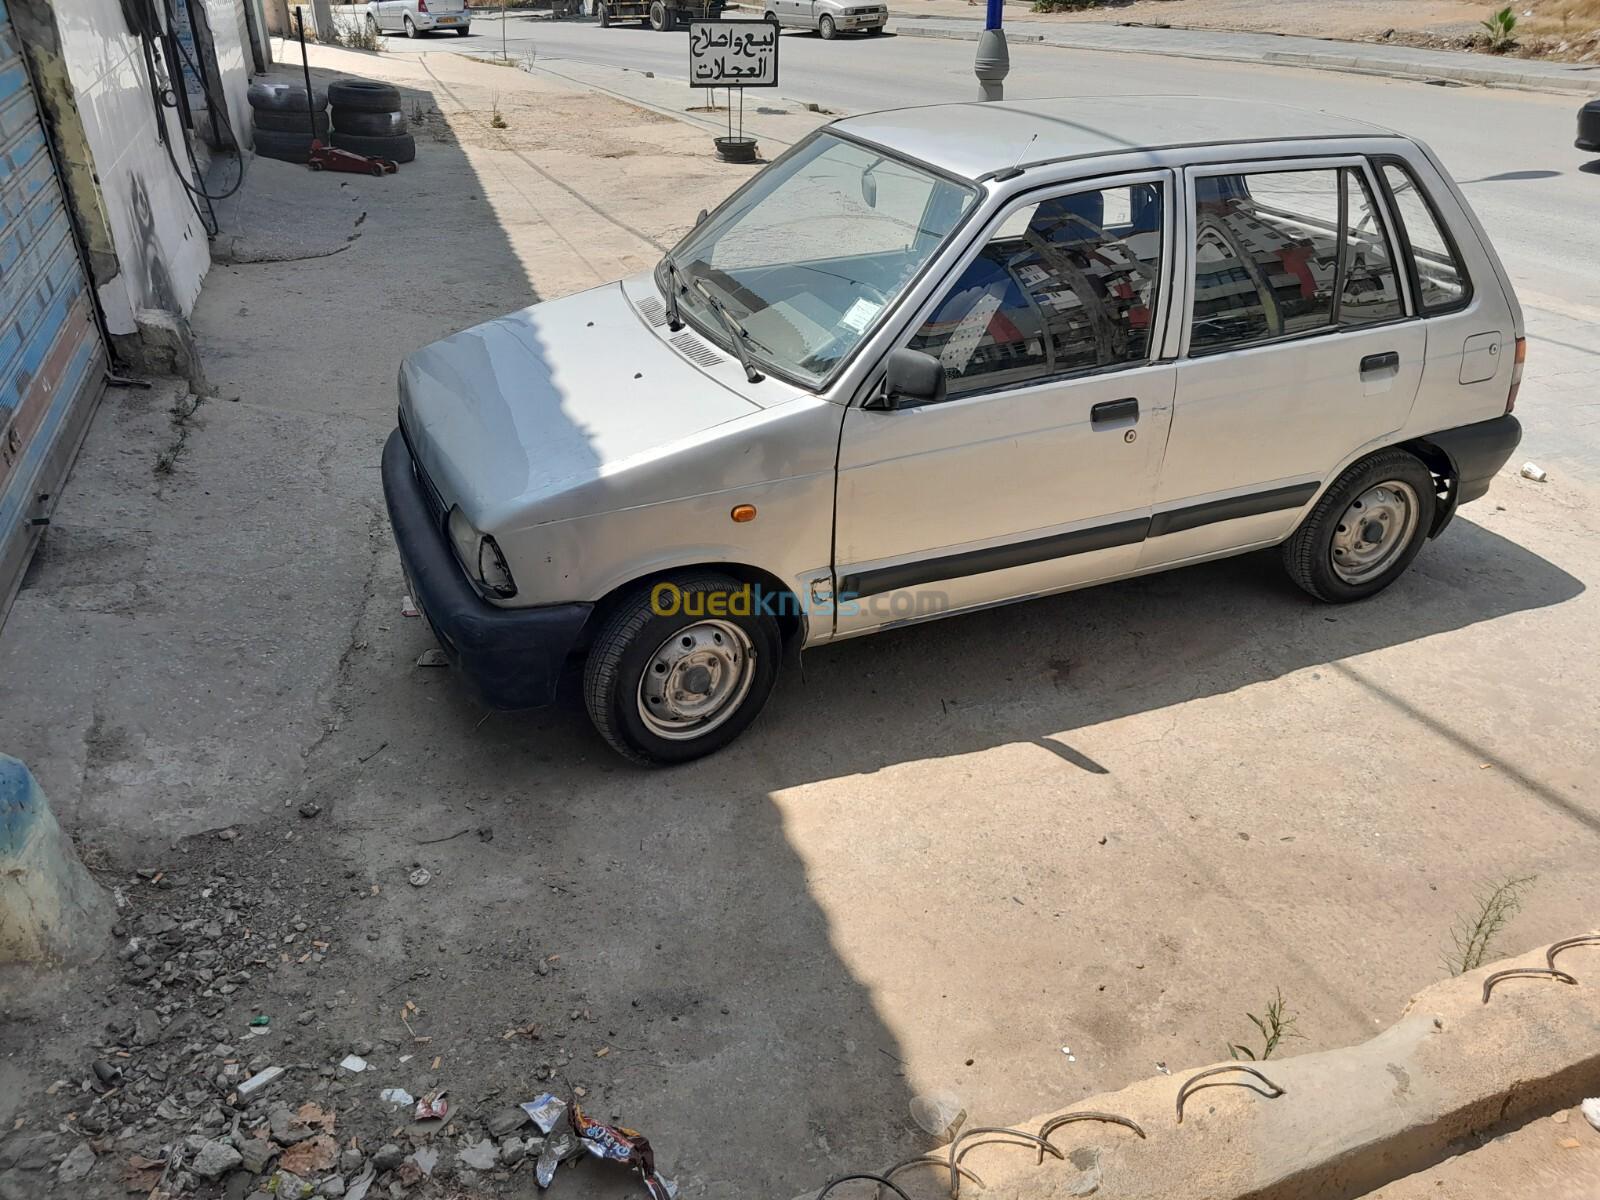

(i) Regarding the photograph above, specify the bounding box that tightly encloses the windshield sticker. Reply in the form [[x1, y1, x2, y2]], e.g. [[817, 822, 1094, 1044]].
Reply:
[[839, 297, 882, 333]]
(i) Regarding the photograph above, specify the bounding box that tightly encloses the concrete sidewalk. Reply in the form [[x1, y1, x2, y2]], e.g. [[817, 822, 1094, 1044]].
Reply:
[[891, 16, 1600, 94]]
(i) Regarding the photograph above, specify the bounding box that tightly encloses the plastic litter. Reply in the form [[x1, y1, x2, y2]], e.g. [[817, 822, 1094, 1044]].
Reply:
[[572, 1103, 676, 1199], [344, 1164, 376, 1200], [909, 1092, 967, 1143], [401, 595, 420, 617], [521, 1093, 568, 1133], [236, 1066, 285, 1099], [413, 1089, 449, 1120], [339, 1054, 369, 1073], [1582, 1097, 1600, 1131], [378, 1088, 414, 1107], [1521, 461, 1548, 482], [536, 1129, 577, 1189], [416, 648, 448, 667], [249, 1015, 270, 1027]]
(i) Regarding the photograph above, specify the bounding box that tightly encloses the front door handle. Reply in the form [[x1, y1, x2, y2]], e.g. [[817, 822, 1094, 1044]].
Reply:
[[1360, 351, 1400, 376], [1091, 397, 1139, 426]]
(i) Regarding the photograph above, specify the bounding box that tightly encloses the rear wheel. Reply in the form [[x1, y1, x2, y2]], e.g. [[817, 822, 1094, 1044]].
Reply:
[[454, 23, 470, 34], [583, 573, 782, 765], [598, 2, 611, 23], [1281, 449, 1437, 602], [366, 14, 381, 34], [648, 0, 672, 29], [404, 15, 419, 36], [764, 8, 779, 24], [865, 23, 883, 33], [818, 12, 835, 37]]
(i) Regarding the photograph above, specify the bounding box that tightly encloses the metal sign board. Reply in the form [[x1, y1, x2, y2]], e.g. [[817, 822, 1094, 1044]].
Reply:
[[688, 20, 778, 89]]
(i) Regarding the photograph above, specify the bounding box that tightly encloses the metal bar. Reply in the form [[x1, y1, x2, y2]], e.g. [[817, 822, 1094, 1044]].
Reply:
[[1545, 935, 1600, 972], [1481, 966, 1577, 1004], [1175, 1065, 1285, 1124]]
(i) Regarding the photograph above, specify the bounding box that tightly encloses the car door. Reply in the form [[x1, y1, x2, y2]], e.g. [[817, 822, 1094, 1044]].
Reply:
[[832, 173, 1178, 639], [1141, 157, 1425, 569]]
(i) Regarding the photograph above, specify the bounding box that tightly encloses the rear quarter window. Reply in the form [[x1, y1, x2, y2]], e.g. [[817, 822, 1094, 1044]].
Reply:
[[1378, 161, 1472, 314]]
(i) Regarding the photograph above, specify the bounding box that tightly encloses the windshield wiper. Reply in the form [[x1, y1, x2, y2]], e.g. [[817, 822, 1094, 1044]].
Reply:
[[660, 255, 686, 332], [690, 277, 764, 383]]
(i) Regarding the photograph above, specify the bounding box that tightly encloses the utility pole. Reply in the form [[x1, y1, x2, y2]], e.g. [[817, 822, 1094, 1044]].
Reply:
[[974, 0, 1008, 101]]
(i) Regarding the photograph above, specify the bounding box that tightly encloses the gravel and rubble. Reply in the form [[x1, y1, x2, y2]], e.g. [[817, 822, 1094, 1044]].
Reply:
[[0, 822, 664, 1200]]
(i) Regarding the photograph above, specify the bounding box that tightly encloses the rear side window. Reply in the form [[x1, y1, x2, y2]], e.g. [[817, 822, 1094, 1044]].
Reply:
[[1380, 162, 1471, 313], [907, 182, 1165, 397], [1188, 167, 1403, 355]]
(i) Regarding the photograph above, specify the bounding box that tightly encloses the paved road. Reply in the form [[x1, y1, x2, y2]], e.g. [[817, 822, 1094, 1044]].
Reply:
[[388, 14, 1600, 479]]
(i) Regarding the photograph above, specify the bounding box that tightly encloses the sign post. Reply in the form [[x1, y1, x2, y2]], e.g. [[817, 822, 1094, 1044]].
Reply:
[[688, 20, 778, 163]]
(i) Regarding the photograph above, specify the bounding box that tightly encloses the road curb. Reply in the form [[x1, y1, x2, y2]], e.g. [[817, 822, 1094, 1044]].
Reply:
[[0, 755, 112, 964], [796, 937, 1600, 1199], [891, 23, 1598, 94]]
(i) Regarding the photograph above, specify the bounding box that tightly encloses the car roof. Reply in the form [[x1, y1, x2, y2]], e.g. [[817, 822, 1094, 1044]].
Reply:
[[830, 96, 1400, 182]]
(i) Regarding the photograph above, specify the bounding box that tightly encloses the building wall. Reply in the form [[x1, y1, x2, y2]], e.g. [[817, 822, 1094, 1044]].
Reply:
[[50, 0, 213, 330]]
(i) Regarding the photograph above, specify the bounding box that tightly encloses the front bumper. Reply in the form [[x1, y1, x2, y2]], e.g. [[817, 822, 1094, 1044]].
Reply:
[[381, 429, 591, 710], [838, 12, 884, 26], [1578, 100, 1600, 152]]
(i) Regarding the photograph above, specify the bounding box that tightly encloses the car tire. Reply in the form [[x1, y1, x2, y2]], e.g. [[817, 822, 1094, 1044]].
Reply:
[[253, 109, 330, 135], [329, 129, 417, 163], [1281, 448, 1437, 603], [455, 23, 470, 33], [583, 573, 782, 766], [598, 2, 611, 24], [764, 9, 779, 24], [648, 0, 671, 29], [327, 78, 403, 112], [252, 127, 316, 163], [865, 24, 883, 33], [404, 15, 420, 36], [332, 107, 407, 136], [248, 81, 327, 113], [818, 13, 835, 38], [366, 14, 381, 34]]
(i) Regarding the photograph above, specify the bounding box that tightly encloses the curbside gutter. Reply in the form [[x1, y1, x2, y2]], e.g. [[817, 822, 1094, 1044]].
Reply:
[[0, 754, 112, 964], [797, 938, 1600, 1199], [892, 22, 1600, 95]]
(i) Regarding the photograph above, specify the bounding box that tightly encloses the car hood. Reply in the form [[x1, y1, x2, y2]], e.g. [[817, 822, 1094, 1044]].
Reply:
[[399, 281, 775, 526]]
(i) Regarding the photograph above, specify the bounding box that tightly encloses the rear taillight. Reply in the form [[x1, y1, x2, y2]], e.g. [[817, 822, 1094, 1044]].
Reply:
[[417, 0, 428, 9], [1507, 336, 1526, 413]]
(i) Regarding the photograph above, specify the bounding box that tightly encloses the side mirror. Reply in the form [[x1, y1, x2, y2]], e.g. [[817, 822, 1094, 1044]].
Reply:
[[859, 168, 877, 209], [865, 348, 945, 411]]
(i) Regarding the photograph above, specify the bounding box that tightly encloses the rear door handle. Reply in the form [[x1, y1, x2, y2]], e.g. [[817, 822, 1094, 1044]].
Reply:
[[1360, 351, 1400, 376], [1091, 397, 1139, 426]]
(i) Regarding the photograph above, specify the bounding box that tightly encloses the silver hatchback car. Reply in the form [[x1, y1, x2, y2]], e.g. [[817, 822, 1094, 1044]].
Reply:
[[384, 97, 1524, 764]]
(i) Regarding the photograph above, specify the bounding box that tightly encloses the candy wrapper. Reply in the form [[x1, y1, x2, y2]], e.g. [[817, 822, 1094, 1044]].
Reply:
[[536, 1129, 577, 1189], [521, 1093, 568, 1134], [571, 1104, 675, 1200]]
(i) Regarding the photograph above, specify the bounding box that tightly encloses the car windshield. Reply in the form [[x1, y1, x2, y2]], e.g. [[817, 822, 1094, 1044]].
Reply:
[[663, 132, 978, 388]]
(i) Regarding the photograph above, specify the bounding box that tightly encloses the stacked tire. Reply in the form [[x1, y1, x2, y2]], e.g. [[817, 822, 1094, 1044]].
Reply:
[[328, 79, 415, 165], [249, 81, 328, 164]]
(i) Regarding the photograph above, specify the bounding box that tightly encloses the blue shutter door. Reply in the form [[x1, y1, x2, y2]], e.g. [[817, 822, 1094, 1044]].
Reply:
[[0, 0, 106, 618]]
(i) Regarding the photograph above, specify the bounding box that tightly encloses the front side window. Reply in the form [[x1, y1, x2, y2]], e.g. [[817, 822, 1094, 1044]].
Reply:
[[906, 182, 1165, 398], [1380, 162, 1470, 313], [666, 133, 978, 387], [1188, 167, 1403, 355]]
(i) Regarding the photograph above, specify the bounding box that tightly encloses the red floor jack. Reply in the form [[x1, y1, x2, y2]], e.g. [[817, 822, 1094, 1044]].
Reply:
[[293, 7, 398, 176]]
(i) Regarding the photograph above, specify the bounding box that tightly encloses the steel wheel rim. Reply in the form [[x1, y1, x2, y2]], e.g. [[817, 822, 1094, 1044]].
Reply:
[[637, 620, 756, 740], [1330, 480, 1419, 584]]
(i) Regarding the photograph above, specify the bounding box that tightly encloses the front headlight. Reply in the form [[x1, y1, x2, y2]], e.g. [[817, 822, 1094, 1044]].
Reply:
[[447, 506, 518, 598]]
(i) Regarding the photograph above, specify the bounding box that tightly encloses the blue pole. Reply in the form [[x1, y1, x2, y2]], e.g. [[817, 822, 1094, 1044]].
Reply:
[[985, 0, 1002, 29]]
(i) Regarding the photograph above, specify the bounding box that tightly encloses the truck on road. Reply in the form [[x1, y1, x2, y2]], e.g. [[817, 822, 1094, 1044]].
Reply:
[[597, 0, 725, 30]]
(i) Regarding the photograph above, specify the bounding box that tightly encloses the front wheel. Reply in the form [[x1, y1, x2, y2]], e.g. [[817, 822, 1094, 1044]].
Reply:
[[366, 14, 381, 34], [598, 2, 611, 23], [649, 0, 672, 29], [583, 574, 782, 765], [865, 24, 883, 33], [818, 12, 835, 38], [1281, 449, 1437, 603]]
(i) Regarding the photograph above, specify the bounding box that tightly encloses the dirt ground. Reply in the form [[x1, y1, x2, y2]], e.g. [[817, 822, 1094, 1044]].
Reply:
[[2, 39, 1599, 1200], [1366, 1104, 1600, 1199], [891, 0, 1600, 60]]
